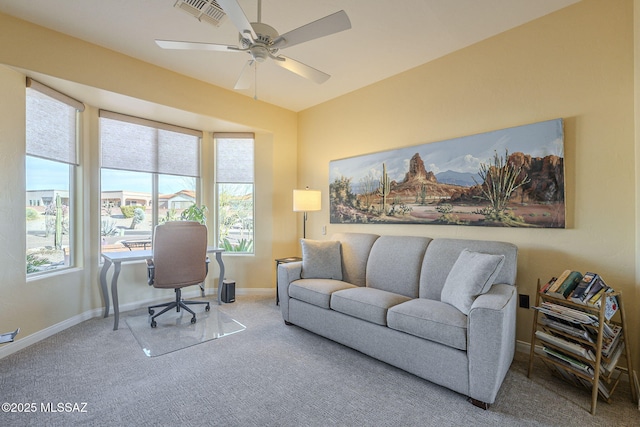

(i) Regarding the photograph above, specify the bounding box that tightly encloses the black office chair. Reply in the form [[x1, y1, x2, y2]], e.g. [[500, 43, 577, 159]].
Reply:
[[146, 221, 210, 328]]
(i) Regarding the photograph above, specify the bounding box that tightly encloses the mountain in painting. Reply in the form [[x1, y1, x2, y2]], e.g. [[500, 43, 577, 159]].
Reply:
[[435, 170, 476, 187]]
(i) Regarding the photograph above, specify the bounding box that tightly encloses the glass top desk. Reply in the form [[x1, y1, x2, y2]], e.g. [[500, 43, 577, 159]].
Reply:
[[99, 247, 225, 330]]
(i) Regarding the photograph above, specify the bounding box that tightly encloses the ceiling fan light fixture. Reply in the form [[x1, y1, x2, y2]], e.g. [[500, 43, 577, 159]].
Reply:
[[250, 46, 268, 62], [174, 0, 227, 27]]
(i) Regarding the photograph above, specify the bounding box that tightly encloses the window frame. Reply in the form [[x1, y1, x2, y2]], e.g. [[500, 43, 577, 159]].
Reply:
[[99, 111, 203, 255], [214, 133, 255, 255], [25, 78, 83, 277]]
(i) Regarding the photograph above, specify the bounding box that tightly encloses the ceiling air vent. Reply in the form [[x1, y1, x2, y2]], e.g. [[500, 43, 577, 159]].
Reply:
[[174, 0, 227, 27]]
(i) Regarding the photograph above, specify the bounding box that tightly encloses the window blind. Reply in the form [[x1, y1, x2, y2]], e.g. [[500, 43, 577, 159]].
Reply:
[[214, 133, 254, 183], [25, 78, 83, 166], [100, 110, 202, 177]]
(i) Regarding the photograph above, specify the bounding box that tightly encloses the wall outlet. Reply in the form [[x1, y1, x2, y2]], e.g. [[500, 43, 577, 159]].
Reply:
[[518, 294, 530, 309], [321, 225, 326, 235]]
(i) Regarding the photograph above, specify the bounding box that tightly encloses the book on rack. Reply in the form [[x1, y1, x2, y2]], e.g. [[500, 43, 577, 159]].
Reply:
[[538, 316, 594, 343], [584, 286, 618, 320], [583, 276, 607, 305], [586, 287, 606, 306], [602, 323, 621, 346], [535, 330, 596, 361], [540, 277, 557, 293], [546, 269, 571, 294], [537, 346, 618, 401], [539, 346, 594, 376], [570, 272, 599, 303], [547, 271, 583, 299], [534, 301, 598, 325], [601, 342, 625, 375], [603, 291, 619, 321], [577, 375, 615, 400]]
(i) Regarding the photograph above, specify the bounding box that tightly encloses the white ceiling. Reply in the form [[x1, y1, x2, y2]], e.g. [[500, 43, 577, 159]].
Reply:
[[0, 0, 580, 112]]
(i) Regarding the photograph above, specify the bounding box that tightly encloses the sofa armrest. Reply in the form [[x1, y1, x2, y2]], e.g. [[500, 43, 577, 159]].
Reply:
[[467, 284, 517, 404], [277, 261, 302, 321]]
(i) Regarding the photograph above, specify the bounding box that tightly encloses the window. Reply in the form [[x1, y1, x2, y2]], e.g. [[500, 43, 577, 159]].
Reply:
[[215, 134, 254, 254], [26, 78, 83, 275], [99, 111, 201, 253]]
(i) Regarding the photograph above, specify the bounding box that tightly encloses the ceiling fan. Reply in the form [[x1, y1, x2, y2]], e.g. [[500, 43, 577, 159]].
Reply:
[[156, 0, 351, 95]]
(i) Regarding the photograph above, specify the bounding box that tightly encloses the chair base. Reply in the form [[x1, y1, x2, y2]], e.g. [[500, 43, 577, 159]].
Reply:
[[148, 288, 210, 328]]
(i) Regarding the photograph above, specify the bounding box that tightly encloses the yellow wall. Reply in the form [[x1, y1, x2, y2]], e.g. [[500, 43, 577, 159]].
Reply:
[[299, 0, 639, 367], [0, 13, 299, 344], [0, 0, 638, 372]]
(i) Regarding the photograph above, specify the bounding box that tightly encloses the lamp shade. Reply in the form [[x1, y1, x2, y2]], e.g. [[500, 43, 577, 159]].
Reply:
[[293, 189, 321, 212]]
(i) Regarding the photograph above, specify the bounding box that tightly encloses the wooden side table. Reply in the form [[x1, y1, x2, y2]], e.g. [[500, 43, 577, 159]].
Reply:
[[275, 257, 302, 305]]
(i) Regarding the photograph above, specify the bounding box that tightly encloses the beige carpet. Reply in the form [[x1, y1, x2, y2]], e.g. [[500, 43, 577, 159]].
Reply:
[[0, 294, 637, 426]]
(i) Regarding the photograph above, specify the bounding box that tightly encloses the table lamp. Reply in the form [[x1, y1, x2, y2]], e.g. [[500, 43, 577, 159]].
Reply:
[[293, 187, 321, 238]]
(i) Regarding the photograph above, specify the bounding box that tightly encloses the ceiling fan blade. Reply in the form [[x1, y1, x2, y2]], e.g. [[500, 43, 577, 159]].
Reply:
[[274, 56, 330, 84], [272, 10, 351, 49], [217, 0, 257, 40], [155, 39, 237, 52], [234, 60, 255, 90]]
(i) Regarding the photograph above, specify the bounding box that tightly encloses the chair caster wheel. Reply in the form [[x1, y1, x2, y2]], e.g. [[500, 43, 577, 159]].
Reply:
[[149, 309, 154, 315], [205, 304, 210, 312], [150, 320, 157, 328], [191, 317, 197, 324]]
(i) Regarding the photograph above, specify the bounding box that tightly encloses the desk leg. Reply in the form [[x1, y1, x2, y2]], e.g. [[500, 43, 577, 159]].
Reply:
[[99, 259, 112, 318], [111, 261, 122, 330], [215, 252, 224, 305]]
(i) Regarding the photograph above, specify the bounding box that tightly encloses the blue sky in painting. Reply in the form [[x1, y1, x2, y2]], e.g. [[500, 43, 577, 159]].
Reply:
[[329, 119, 564, 190]]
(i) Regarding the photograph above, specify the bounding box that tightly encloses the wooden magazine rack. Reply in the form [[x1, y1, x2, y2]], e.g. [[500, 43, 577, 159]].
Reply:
[[527, 280, 637, 415]]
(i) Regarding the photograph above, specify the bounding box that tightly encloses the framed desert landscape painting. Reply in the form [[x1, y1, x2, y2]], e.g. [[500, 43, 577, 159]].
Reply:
[[329, 118, 565, 228]]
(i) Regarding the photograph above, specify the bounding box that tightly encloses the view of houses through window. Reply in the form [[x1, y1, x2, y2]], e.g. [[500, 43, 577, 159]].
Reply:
[[99, 111, 201, 254], [100, 170, 197, 252]]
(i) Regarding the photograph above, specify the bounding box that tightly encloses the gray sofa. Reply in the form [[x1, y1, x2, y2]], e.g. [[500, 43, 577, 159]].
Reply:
[[277, 232, 518, 408]]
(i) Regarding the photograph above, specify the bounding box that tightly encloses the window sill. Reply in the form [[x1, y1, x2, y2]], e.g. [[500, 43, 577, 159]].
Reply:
[[27, 266, 83, 283]]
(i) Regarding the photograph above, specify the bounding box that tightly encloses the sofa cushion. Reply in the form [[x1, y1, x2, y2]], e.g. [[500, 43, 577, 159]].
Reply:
[[440, 249, 505, 315], [419, 238, 518, 301], [300, 239, 343, 280], [330, 232, 379, 286], [289, 279, 357, 309], [365, 235, 432, 298], [331, 287, 410, 326], [387, 299, 468, 351]]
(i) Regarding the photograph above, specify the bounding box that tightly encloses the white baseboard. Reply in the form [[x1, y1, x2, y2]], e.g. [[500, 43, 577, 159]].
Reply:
[[516, 339, 531, 355], [0, 307, 103, 360], [634, 370, 640, 410], [0, 287, 273, 360]]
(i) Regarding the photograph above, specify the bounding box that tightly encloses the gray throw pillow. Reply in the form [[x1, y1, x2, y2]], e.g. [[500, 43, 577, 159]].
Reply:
[[300, 239, 343, 280], [440, 249, 505, 315]]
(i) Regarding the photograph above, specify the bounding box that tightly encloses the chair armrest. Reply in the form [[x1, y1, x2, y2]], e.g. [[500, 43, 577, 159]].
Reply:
[[467, 284, 517, 404], [146, 259, 155, 286]]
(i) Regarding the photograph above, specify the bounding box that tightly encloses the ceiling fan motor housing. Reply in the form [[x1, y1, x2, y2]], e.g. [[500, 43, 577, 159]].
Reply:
[[240, 22, 280, 61]]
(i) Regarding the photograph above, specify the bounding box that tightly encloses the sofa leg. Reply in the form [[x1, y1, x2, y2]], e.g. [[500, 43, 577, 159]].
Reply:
[[284, 320, 294, 326], [469, 398, 490, 410]]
